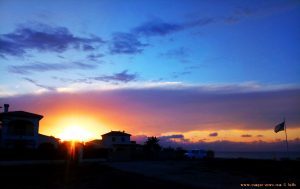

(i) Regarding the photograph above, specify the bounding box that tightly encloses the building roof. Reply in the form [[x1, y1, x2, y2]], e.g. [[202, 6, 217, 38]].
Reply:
[[102, 131, 131, 137], [0, 111, 43, 120]]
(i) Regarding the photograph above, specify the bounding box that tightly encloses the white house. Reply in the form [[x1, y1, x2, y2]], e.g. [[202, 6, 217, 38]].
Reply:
[[0, 104, 43, 148], [101, 131, 131, 148]]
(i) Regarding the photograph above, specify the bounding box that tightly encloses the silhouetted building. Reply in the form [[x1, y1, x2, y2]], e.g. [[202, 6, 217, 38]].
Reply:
[[101, 131, 131, 148], [0, 104, 59, 149]]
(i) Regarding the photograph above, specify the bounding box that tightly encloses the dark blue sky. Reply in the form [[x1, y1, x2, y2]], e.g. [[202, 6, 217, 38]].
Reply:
[[1, 0, 300, 95]]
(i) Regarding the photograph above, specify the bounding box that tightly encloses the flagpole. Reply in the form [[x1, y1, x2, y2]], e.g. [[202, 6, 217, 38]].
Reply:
[[284, 118, 289, 158]]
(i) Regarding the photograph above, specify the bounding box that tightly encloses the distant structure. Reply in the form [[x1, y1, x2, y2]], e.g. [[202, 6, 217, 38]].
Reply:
[[0, 104, 58, 149], [101, 131, 132, 148], [87, 130, 137, 149]]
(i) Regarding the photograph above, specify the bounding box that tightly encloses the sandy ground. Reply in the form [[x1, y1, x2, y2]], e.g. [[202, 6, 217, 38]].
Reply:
[[0, 159, 298, 189], [107, 159, 300, 189], [108, 160, 244, 189], [0, 162, 199, 189]]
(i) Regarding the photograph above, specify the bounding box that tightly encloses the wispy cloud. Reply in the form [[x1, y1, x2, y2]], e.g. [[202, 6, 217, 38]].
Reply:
[[241, 134, 252, 138], [86, 53, 104, 61], [209, 132, 218, 137], [108, 17, 215, 55], [0, 23, 104, 57], [160, 134, 185, 140], [133, 19, 183, 37], [109, 32, 148, 54], [9, 61, 97, 74], [223, 0, 300, 24], [92, 70, 138, 83], [132, 18, 215, 37], [23, 77, 56, 91]]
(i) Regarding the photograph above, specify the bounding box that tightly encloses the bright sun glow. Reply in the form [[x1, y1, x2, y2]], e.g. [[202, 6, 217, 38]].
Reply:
[[58, 125, 93, 142]]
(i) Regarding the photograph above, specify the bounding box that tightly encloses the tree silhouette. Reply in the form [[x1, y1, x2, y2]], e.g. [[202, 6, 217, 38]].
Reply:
[[144, 136, 161, 152]]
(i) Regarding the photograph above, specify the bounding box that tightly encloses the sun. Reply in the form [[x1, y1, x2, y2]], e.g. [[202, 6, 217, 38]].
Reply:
[[58, 125, 93, 142]]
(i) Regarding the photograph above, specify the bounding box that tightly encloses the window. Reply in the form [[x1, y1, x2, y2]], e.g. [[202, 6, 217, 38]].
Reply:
[[121, 137, 125, 142], [112, 137, 116, 142], [8, 120, 35, 136]]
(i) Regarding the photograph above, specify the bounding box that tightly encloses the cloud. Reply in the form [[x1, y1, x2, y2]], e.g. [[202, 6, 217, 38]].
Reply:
[[133, 19, 183, 37], [92, 70, 138, 83], [0, 23, 104, 57], [160, 134, 185, 140], [9, 61, 97, 74], [23, 77, 55, 91], [159, 134, 190, 146], [107, 17, 215, 55], [224, 0, 300, 24], [82, 44, 96, 51], [159, 47, 190, 63], [105, 17, 215, 56], [109, 32, 148, 54], [86, 53, 104, 61], [241, 134, 252, 138], [209, 132, 218, 137], [132, 18, 215, 37], [256, 135, 264, 138]]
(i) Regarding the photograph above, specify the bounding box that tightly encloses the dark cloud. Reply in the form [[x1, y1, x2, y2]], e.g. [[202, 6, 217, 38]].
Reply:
[[0, 38, 25, 57], [257, 135, 264, 138], [87, 53, 104, 61], [159, 135, 190, 146], [9, 61, 97, 74], [160, 134, 184, 140], [241, 134, 252, 138], [0, 23, 104, 57], [132, 18, 215, 37], [109, 32, 148, 54], [224, 0, 300, 24], [82, 44, 95, 51], [23, 77, 55, 91], [107, 18, 214, 55], [133, 19, 183, 37], [92, 70, 138, 83], [209, 132, 218, 137]]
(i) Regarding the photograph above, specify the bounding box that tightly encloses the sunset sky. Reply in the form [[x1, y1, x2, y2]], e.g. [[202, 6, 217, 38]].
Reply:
[[1, 0, 300, 150]]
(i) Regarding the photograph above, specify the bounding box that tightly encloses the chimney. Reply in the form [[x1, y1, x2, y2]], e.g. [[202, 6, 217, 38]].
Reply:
[[4, 104, 9, 113]]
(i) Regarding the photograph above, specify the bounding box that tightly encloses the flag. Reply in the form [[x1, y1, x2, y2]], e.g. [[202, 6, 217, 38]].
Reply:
[[274, 121, 285, 133]]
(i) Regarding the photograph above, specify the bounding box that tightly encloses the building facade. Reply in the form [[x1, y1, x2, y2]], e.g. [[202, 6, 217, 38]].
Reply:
[[101, 131, 131, 148], [0, 104, 43, 148]]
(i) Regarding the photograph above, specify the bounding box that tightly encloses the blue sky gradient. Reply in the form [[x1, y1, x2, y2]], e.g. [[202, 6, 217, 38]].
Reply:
[[1, 0, 300, 95]]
